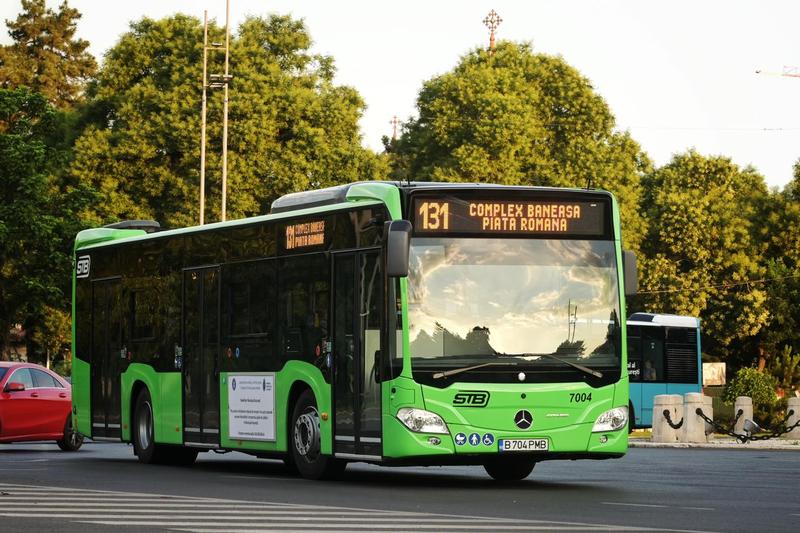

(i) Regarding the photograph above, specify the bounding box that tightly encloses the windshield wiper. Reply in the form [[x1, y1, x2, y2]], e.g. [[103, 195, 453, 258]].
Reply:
[[503, 352, 604, 379], [432, 361, 518, 380]]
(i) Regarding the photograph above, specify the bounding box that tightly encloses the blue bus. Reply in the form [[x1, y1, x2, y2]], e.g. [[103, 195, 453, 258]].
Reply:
[[627, 313, 702, 429]]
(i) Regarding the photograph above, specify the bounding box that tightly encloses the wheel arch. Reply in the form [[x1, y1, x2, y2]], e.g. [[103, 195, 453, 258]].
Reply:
[[121, 364, 182, 445], [280, 362, 332, 455]]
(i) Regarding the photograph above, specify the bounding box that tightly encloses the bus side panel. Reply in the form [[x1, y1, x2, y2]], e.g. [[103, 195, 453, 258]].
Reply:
[[218, 362, 331, 454], [120, 364, 183, 445], [72, 358, 92, 437]]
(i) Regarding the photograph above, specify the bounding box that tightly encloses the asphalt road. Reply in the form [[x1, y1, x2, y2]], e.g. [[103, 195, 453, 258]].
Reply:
[[0, 441, 797, 533]]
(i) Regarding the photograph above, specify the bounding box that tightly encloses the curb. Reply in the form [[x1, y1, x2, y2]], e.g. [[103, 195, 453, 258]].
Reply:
[[629, 438, 800, 451]]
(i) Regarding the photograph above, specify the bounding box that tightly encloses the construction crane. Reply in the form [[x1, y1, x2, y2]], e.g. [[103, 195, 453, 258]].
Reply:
[[755, 65, 800, 78]]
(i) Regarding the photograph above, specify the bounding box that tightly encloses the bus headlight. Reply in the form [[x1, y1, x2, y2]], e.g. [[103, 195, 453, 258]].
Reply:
[[592, 406, 628, 432], [396, 408, 449, 434]]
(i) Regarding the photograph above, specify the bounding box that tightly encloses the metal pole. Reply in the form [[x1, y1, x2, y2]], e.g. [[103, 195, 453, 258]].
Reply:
[[199, 10, 208, 226], [221, 0, 230, 222]]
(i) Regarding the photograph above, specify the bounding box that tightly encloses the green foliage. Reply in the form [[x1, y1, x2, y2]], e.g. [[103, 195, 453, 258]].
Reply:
[[637, 151, 769, 356], [722, 367, 777, 408], [70, 14, 385, 229], [0, 0, 97, 109], [0, 87, 95, 357], [766, 346, 800, 397], [387, 41, 650, 252], [29, 304, 71, 371]]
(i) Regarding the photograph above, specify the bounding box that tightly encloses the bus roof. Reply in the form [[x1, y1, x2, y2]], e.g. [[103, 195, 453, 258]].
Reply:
[[75, 181, 615, 251], [628, 313, 700, 328]]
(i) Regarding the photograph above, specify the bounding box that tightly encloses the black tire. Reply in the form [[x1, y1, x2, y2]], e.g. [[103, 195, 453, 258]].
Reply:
[[133, 388, 170, 464], [483, 457, 536, 481], [628, 402, 635, 434], [290, 389, 346, 480], [57, 416, 83, 451]]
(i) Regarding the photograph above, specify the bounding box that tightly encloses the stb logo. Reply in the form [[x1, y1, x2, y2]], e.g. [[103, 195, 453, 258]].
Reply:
[[453, 390, 490, 407], [76, 256, 91, 278]]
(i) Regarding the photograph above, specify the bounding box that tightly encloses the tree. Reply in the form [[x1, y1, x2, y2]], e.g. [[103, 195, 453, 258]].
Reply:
[[0, 0, 97, 109], [387, 41, 650, 252], [29, 304, 71, 372], [70, 14, 385, 229], [0, 87, 94, 359], [638, 150, 769, 361], [753, 160, 800, 361]]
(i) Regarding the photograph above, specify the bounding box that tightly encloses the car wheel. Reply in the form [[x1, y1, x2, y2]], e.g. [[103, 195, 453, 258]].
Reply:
[[290, 389, 345, 480], [57, 416, 84, 451], [483, 457, 536, 481]]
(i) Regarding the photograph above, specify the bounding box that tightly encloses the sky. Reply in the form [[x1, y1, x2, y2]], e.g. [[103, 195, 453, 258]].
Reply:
[[3, 0, 799, 189]]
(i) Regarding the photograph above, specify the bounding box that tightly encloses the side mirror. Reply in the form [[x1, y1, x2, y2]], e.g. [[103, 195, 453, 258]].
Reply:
[[385, 220, 412, 278], [4, 382, 25, 393], [623, 250, 638, 297]]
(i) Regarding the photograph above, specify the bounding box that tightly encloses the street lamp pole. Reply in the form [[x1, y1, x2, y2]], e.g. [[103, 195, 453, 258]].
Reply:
[[199, 10, 209, 226], [221, 0, 230, 222]]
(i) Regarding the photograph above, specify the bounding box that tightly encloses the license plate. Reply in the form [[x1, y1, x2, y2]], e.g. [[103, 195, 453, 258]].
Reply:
[[498, 438, 549, 452]]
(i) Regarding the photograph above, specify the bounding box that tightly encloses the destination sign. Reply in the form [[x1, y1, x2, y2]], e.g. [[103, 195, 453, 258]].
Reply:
[[412, 197, 606, 236], [285, 220, 326, 250]]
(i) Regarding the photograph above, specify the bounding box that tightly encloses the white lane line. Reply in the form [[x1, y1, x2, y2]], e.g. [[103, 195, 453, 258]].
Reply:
[[171, 529, 618, 533], [0, 514, 518, 523], [0, 505, 424, 521], [0, 502, 304, 509], [81, 523, 617, 531], [603, 502, 715, 512], [602, 502, 669, 508]]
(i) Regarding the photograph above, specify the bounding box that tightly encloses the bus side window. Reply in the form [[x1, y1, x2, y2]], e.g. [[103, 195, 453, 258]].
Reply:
[[278, 254, 330, 378], [642, 328, 664, 381], [627, 326, 641, 381]]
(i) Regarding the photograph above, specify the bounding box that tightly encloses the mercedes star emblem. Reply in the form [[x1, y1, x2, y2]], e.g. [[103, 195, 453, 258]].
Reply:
[[514, 409, 533, 430]]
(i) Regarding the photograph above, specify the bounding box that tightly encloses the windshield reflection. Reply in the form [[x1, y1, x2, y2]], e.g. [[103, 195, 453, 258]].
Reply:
[[407, 238, 620, 371]]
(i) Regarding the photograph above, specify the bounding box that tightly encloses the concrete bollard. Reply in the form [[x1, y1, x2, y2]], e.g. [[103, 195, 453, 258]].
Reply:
[[652, 394, 683, 443], [785, 397, 800, 440], [703, 395, 714, 440], [682, 392, 710, 443], [734, 396, 753, 435]]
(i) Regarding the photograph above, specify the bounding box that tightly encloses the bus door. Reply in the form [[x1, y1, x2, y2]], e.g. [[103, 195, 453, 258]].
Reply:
[[332, 251, 384, 459], [91, 278, 122, 439], [640, 326, 666, 426], [626, 326, 643, 427], [182, 267, 220, 446]]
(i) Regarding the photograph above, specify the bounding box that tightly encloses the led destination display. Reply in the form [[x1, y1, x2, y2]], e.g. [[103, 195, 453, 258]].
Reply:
[[413, 197, 606, 236]]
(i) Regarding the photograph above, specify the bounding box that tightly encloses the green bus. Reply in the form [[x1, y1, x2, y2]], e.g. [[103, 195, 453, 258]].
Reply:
[[71, 181, 636, 480]]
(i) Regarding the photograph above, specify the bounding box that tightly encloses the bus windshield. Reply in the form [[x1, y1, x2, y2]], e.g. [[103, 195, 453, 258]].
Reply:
[[407, 237, 621, 377]]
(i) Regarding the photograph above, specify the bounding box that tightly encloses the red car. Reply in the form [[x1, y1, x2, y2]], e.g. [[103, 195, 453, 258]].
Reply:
[[0, 362, 83, 450]]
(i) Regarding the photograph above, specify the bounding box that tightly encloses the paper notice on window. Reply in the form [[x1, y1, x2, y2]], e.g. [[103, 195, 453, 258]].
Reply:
[[228, 374, 276, 441]]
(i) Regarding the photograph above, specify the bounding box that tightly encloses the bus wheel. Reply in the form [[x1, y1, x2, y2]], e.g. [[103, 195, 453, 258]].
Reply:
[[57, 416, 83, 451], [628, 402, 635, 434], [290, 389, 345, 480], [133, 388, 166, 464], [483, 457, 536, 481]]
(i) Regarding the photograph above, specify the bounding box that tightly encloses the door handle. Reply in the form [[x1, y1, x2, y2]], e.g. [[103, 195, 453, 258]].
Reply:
[[31, 392, 39, 398], [59, 393, 67, 398]]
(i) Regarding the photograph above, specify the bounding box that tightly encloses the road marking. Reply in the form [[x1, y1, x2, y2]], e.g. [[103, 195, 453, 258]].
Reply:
[[602, 503, 715, 512], [0, 483, 719, 533], [602, 502, 669, 509]]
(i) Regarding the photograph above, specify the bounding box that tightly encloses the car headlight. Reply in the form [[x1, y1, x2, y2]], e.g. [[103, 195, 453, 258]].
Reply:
[[396, 408, 449, 434], [592, 406, 628, 432]]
